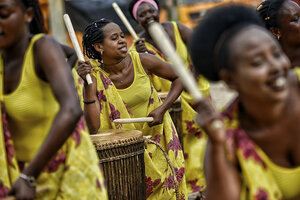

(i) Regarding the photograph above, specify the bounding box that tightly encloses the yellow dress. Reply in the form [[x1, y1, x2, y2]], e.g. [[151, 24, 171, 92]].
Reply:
[[222, 97, 300, 200], [0, 34, 108, 199], [90, 51, 188, 199], [130, 21, 210, 193]]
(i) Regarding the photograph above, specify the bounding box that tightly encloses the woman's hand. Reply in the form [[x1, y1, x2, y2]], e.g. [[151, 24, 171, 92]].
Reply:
[[77, 60, 93, 84], [147, 106, 166, 127], [8, 178, 36, 200], [135, 39, 148, 53], [194, 99, 226, 145]]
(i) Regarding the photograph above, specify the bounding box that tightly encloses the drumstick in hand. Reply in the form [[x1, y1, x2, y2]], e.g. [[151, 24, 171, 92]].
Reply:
[[63, 14, 93, 85], [148, 22, 203, 102], [113, 117, 154, 124]]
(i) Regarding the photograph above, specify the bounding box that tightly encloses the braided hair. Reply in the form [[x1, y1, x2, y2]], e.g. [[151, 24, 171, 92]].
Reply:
[[128, 0, 159, 21], [257, 0, 286, 29], [189, 4, 264, 81], [82, 19, 111, 62], [17, 0, 45, 34]]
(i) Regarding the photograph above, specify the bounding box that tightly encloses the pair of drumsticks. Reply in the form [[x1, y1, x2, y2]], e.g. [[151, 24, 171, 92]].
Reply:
[[64, 3, 203, 124]]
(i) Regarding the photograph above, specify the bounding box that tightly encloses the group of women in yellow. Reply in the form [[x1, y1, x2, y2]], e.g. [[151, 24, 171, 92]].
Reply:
[[0, 0, 300, 199]]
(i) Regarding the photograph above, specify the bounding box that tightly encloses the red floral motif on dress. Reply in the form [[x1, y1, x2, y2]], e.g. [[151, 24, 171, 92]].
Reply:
[[167, 124, 182, 158], [153, 134, 162, 143], [255, 188, 269, 200], [145, 176, 161, 198], [236, 130, 266, 168], [184, 153, 188, 160], [96, 179, 102, 190], [187, 179, 204, 193], [44, 152, 66, 173], [174, 167, 185, 183], [1, 105, 14, 166], [73, 116, 85, 147], [185, 120, 203, 138], [163, 174, 175, 192], [77, 77, 83, 85], [0, 181, 9, 198], [123, 101, 132, 115], [109, 103, 120, 121], [97, 90, 107, 112], [100, 72, 112, 89]]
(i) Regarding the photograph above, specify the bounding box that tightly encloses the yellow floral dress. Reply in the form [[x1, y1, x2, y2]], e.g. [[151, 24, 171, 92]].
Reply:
[[130, 22, 210, 193], [90, 51, 188, 199], [0, 34, 108, 199], [222, 96, 300, 200]]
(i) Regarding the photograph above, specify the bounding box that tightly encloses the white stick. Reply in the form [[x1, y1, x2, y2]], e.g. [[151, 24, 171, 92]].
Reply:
[[63, 14, 93, 85], [148, 22, 203, 102], [113, 117, 154, 124], [112, 2, 139, 40]]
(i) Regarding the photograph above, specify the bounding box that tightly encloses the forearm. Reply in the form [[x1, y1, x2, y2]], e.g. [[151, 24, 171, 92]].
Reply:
[[205, 141, 241, 200], [159, 78, 183, 112], [22, 104, 82, 178], [83, 83, 100, 134]]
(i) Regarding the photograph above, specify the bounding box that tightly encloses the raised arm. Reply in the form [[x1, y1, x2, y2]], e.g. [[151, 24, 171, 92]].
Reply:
[[76, 60, 101, 134], [139, 53, 183, 126], [195, 100, 241, 200]]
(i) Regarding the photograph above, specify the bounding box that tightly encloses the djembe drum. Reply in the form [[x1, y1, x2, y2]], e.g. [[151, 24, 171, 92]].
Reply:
[[91, 129, 146, 200], [158, 92, 183, 151]]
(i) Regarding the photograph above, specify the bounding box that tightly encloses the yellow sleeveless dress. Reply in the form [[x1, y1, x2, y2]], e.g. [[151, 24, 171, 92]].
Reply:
[[222, 96, 300, 200], [130, 22, 209, 193], [90, 51, 188, 199], [0, 34, 108, 199]]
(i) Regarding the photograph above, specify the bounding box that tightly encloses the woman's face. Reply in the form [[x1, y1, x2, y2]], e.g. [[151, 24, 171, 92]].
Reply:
[[0, 0, 31, 49], [136, 2, 159, 30], [225, 26, 290, 103], [99, 23, 127, 60], [278, 0, 300, 45]]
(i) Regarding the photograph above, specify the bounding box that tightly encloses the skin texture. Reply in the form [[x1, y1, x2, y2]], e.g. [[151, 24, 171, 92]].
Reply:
[[272, 0, 300, 66], [196, 25, 300, 200], [1, 0, 82, 199], [133, 2, 192, 54], [77, 22, 183, 134]]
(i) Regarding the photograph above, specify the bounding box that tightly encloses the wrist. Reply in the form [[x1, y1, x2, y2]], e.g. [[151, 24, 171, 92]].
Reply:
[[20, 173, 36, 187]]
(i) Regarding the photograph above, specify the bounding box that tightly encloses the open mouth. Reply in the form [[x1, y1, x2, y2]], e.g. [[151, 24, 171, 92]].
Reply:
[[266, 74, 287, 91], [119, 46, 127, 52]]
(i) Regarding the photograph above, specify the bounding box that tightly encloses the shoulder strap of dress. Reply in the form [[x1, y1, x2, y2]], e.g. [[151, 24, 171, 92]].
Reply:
[[129, 51, 148, 76]]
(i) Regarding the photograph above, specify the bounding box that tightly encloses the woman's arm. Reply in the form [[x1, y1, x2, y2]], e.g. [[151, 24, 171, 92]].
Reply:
[[140, 53, 183, 126], [195, 100, 241, 200], [60, 44, 78, 68], [21, 36, 82, 178], [77, 60, 101, 134]]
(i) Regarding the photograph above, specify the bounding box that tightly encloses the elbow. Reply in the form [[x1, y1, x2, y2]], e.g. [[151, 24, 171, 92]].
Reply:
[[89, 128, 99, 135]]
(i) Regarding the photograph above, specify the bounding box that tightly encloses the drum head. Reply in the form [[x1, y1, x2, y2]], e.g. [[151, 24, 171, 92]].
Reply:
[[91, 129, 143, 147]]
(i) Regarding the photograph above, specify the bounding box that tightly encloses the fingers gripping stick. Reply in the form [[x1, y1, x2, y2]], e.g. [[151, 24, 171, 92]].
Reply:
[[63, 14, 93, 85]]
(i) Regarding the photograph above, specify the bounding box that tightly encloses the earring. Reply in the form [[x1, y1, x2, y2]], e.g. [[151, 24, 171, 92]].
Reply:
[[277, 35, 280, 40]]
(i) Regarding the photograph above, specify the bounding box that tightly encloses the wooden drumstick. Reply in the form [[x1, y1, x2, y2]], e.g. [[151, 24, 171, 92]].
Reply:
[[112, 2, 139, 40], [113, 117, 154, 124], [63, 14, 93, 85], [2, 186, 49, 200], [148, 22, 203, 102]]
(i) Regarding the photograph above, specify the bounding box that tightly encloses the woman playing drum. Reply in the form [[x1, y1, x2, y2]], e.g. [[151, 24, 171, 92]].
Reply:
[[77, 19, 187, 199]]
